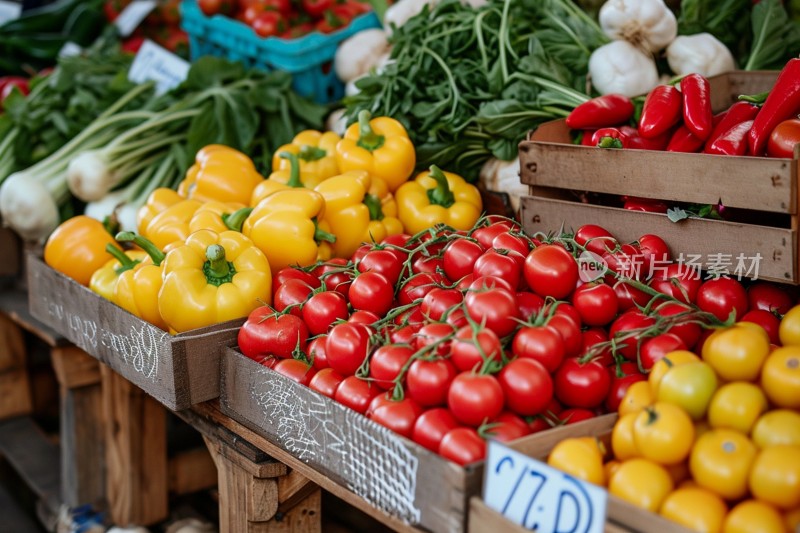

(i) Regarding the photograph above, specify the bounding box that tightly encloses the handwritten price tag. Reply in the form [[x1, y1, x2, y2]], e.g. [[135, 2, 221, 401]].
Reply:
[[114, 0, 157, 37], [128, 40, 190, 95], [484, 440, 607, 533], [0, 1, 21, 25]]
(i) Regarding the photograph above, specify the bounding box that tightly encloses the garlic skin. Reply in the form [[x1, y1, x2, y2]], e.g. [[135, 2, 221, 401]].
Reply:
[[599, 0, 677, 52], [334, 29, 390, 83], [589, 40, 660, 97], [666, 33, 736, 77], [384, 0, 436, 36]]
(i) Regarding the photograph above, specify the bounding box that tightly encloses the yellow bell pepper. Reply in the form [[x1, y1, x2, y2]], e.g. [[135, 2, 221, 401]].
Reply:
[[249, 152, 307, 206], [113, 232, 169, 331], [242, 189, 335, 274], [396, 165, 483, 235], [272, 130, 340, 182], [137, 188, 183, 235], [44, 215, 124, 286], [188, 201, 250, 234], [315, 171, 403, 258], [335, 110, 416, 192], [139, 198, 204, 250], [178, 145, 264, 205], [158, 230, 272, 333], [89, 245, 147, 301]]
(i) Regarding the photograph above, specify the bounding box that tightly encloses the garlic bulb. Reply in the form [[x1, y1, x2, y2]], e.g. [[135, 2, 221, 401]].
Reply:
[[666, 33, 736, 77], [599, 0, 677, 52], [589, 40, 660, 97], [334, 29, 390, 83], [384, 0, 436, 35]]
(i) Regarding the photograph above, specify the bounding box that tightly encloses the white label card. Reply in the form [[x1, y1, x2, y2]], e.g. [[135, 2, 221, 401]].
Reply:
[[128, 40, 190, 95], [114, 0, 157, 37], [0, 1, 21, 25], [59, 42, 83, 58], [483, 440, 607, 533]]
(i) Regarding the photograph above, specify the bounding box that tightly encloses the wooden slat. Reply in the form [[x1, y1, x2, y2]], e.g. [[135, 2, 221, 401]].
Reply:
[[0, 286, 65, 347], [0, 228, 21, 277], [59, 382, 105, 508], [0, 477, 43, 532], [50, 346, 101, 389], [510, 414, 617, 459], [468, 498, 529, 533], [168, 447, 218, 495], [521, 196, 798, 284], [0, 416, 61, 514], [0, 313, 32, 419]]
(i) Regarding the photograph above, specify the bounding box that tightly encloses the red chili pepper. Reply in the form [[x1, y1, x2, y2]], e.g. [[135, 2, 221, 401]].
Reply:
[[703, 101, 759, 151], [681, 74, 713, 140], [592, 127, 628, 149], [705, 120, 754, 156], [666, 124, 705, 153], [580, 130, 597, 146], [619, 126, 671, 151], [748, 58, 800, 156], [638, 85, 682, 139], [566, 94, 635, 130]]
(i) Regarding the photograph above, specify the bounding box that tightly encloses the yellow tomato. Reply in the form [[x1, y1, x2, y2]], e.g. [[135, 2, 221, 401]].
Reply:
[[547, 437, 606, 486], [749, 445, 800, 509], [779, 304, 800, 346], [660, 487, 727, 533], [690, 429, 757, 500], [649, 350, 700, 395], [761, 347, 800, 409], [612, 412, 640, 461], [608, 458, 673, 512], [723, 500, 786, 533], [707, 382, 768, 434], [633, 403, 695, 465], [618, 381, 654, 416], [702, 323, 770, 382], [785, 507, 800, 532], [752, 410, 800, 448], [604, 460, 621, 482], [657, 360, 718, 420]]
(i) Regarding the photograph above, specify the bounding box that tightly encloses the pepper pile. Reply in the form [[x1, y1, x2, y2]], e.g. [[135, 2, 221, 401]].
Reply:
[[567, 57, 800, 158]]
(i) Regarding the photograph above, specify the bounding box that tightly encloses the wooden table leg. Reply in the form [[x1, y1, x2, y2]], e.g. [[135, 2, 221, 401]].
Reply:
[[101, 364, 168, 526], [50, 346, 106, 509], [0, 313, 32, 420], [204, 436, 321, 533]]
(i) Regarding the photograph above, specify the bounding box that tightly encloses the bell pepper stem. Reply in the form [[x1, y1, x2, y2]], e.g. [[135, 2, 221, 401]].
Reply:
[[104, 243, 140, 273], [222, 207, 253, 232], [426, 165, 455, 208], [363, 193, 384, 221], [279, 151, 304, 188], [313, 220, 337, 244], [737, 91, 769, 105], [597, 136, 624, 149], [115, 231, 166, 266], [298, 145, 327, 162], [356, 110, 386, 152], [204, 244, 236, 286]]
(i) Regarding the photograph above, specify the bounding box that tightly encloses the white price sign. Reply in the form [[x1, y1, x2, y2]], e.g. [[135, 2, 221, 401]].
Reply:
[[484, 440, 608, 533], [114, 0, 157, 37], [128, 40, 190, 95], [0, 1, 21, 25], [59, 41, 83, 58]]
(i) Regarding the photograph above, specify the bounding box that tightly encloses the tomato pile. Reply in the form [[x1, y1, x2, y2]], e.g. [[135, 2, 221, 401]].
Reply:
[[196, 0, 373, 38], [548, 313, 800, 533], [235, 216, 798, 467]]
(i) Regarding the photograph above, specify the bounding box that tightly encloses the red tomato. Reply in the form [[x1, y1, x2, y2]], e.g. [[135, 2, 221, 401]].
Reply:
[[413, 322, 455, 356], [443, 238, 484, 282], [554, 358, 611, 409], [273, 358, 316, 386], [608, 310, 657, 360], [357, 249, 403, 285], [637, 234, 671, 277], [238, 307, 309, 360], [605, 362, 646, 411], [614, 280, 654, 312], [261, 0, 292, 14], [572, 282, 619, 326], [485, 413, 531, 443], [581, 328, 613, 367], [348, 310, 380, 328], [551, 302, 583, 327], [767, 118, 800, 158], [444, 307, 469, 329], [747, 282, 794, 315], [413, 408, 460, 452], [302, 291, 348, 336], [369, 397, 422, 438], [474, 249, 523, 289], [410, 251, 444, 276], [511, 325, 566, 372], [251, 10, 286, 37], [314, 258, 353, 296], [308, 368, 343, 397], [546, 313, 583, 358], [472, 222, 514, 249], [639, 333, 687, 370], [348, 271, 394, 317], [198, 0, 235, 16], [740, 309, 781, 345], [398, 272, 443, 306], [334, 376, 379, 414], [392, 307, 425, 331], [559, 408, 596, 424], [369, 344, 414, 390], [273, 266, 321, 292], [390, 324, 418, 345], [650, 263, 702, 304], [301, 0, 332, 17], [516, 291, 545, 320], [379, 233, 411, 263], [623, 197, 669, 213], [307, 335, 329, 370], [273, 278, 314, 317], [498, 358, 553, 416], [655, 302, 703, 349], [492, 232, 532, 259], [451, 326, 503, 373], [696, 277, 749, 321], [524, 244, 579, 299], [602, 243, 646, 281], [407, 359, 457, 407], [464, 285, 520, 337], [326, 323, 371, 376], [447, 373, 505, 427], [421, 288, 463, 321], [575, 224, 618, 255], [439, 428, 486, 465]]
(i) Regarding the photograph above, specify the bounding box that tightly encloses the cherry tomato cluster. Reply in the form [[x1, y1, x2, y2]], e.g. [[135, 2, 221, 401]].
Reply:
[[197, 0, 373, 39], [236, 217, 797, 465], [104, 0, 189, 56]]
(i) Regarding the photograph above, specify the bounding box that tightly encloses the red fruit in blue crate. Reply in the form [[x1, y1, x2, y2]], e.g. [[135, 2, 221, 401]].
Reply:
[[252, 11, 286, 37], [199, 0, 236, 16]]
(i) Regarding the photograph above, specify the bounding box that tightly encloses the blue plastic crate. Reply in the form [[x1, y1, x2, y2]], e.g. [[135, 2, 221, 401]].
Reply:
[[180, 0, 381, 103]]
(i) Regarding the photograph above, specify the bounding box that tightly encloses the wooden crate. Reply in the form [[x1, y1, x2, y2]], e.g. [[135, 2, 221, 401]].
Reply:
[[220, 347, 616, 533], [26, 254, 241, 411], [0, 227, 21, 278], [469, 415, 694, 533], [518, 70, 800, 284]]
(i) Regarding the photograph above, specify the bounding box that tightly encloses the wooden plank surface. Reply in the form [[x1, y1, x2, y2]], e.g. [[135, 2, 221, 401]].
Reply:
[[0, 286, 65, 347], [520, 196, 797, 284], [168, 447, 218, 495], [468, 498, 530, 533], [0, 477, 44, 532], [0, 313, 32, 419]]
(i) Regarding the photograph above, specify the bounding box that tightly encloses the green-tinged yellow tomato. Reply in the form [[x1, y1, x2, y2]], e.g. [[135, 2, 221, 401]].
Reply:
[[761, 347, 800, 409], [660, 487, 727, 533], [612, 412, 640, 461], [779, 305, 800, 346], [752, 410, 800, 448], [547, 437, 606, 486], [657, 361, 718, 420], [707, 382, 768, 434], [702, 323, 770, 382], [649, 350, 700, 396], [749, 445, 800, 509], [723, 500, 786, 533], [633, 403, 695, 465], [690, 429, 757, 500], [608, 458, 673, 512], [618, 380, 654, 417]]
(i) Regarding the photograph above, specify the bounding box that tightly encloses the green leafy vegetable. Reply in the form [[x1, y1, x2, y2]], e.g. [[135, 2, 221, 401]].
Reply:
[[744, 0, 800, 70]]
